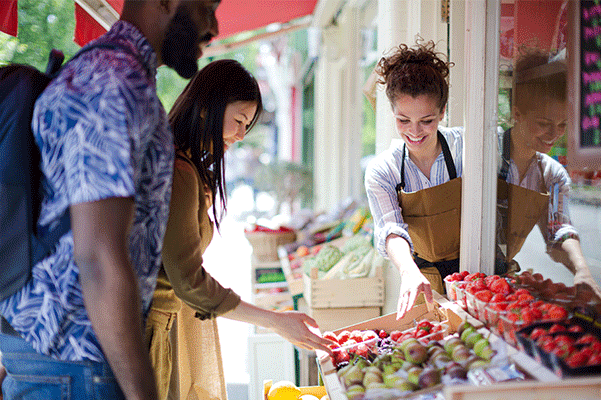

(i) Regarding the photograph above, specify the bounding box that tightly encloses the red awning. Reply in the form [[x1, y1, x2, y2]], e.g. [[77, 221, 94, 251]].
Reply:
[[2, 0, 319, 47]]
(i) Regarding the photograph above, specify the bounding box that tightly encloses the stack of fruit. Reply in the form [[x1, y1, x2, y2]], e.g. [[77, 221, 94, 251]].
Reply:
[[516, 318, 601, 377], [325, 321, 499, 399], [497, 299, 569, 346]]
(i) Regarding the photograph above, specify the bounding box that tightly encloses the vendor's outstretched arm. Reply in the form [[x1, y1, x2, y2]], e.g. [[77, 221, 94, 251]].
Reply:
[[222, 300, 335, 355], [548, 238, 601, 299], [386, 235, 433, 319]]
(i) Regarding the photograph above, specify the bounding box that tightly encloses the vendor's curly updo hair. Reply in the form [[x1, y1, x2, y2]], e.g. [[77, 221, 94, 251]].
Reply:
[[375, 40, 452, 112]]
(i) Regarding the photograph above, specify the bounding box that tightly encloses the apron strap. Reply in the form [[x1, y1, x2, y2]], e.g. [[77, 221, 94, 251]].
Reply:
[[397, 131, 457, 192]]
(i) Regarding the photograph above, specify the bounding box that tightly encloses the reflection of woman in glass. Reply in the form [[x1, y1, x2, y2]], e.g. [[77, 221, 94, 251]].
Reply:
[[498, 50, 601, 297], [365, 41, 463, 318]]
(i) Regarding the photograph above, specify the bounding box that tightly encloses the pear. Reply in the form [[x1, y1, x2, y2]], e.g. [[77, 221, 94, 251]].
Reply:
[[445, 364, 468, 380], [393, 379, 418, 392], [460, 326, 477, 343], [466, 358, 489, 370], [444, 337, 464, 354], [382, 362, 402, 375], [337, 364, 352, 379], [373, 353, 392, 368], [383, 373, 404, 388], [345, 384, 365, 400], [465, 332, 484, 349], [478, 345, 495, 361], [364, 381, 387, 391], [399, 337, 419, 351], [406, 366, 423, 386], [403, 342, 428, 364], [473, 338, 489, 354], [418, 367, 442, 389], [362, 369, 383, 387], [341, 364, 364, 387], [451, 345, 471, 362], [390, 348, 405, 363], [457, 320, 475, 337]]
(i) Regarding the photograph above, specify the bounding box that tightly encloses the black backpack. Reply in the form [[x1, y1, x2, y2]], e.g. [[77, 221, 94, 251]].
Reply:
[[0, 49, 71, 301], [0, 43, 150, 303]]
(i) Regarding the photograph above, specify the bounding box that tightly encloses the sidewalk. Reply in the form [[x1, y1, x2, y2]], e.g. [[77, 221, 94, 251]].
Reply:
[[201, 185, 274, 398]]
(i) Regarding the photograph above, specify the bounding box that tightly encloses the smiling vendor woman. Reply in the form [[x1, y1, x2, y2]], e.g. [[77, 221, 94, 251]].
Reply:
[[365, 41, 463, 319]]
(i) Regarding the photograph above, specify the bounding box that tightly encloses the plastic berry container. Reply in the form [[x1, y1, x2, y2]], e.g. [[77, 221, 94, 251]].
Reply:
[[454, 282, 469, 311], [444, 278, 465, 301], [498, 313, 528, 347]]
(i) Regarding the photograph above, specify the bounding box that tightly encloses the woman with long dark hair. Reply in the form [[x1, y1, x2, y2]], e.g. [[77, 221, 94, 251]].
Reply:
[[146, 60, 333, 399]]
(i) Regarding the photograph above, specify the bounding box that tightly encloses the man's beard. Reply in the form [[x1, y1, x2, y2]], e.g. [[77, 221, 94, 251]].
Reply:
[[162, 5, 201, 79]]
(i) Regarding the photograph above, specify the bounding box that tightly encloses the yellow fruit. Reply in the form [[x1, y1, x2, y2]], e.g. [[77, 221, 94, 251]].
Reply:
[[299, 386, 327, 398], [267, 381, 301, 400], [263, 379, 273, 400]]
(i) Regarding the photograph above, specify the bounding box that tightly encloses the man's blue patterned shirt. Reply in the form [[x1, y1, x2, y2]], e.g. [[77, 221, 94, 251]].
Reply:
[[0, 21, 174, 362]]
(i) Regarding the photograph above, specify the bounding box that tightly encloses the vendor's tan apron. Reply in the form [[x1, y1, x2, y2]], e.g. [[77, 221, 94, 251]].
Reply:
[[396, 132, 461, 295], [497, 129, 550, 263]]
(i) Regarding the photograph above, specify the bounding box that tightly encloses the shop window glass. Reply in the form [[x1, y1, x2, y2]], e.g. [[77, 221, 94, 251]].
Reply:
[[495, 0, 601, 290]]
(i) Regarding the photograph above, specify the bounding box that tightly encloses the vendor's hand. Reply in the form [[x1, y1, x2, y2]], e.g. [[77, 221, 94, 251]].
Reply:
[[574, 270, 601, 301], [270, 311, 336, 356], [397, 269, 432, 320]]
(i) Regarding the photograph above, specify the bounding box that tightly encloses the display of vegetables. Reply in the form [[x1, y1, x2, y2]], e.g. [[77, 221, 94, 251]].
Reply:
[[300, 233, 384, 280]]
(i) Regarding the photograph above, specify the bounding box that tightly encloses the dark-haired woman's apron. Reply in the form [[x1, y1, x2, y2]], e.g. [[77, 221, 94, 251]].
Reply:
[[396, 132, 461, 294]]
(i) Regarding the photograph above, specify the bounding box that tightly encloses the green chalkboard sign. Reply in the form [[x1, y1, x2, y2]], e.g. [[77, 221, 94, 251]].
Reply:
[[580, 0, 601, 147]]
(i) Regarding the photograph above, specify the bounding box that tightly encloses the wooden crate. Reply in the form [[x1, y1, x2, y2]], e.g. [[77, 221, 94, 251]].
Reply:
[[316, 292, 565, 400], [303, 265, 384, 309], [309, 306, 382, 332], [278, 246, 305, 297], [444, 377, 601, 400]]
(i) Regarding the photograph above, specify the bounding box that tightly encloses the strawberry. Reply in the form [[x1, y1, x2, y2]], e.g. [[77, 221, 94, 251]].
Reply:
[[416, 320, 433, 332], [484, 274, 502, 287], [323, 331, 339, 343], [587, 353, 601, 366], [548, 323, 566, 333], [350, 330, 364, 343], [389, 330, 403, 342], [378, 329, 388, 339], [447, 272, 464, 282], [490, 293, 507, 303], [567, 324, 584, 333], [489, 278, 512, 295], [520, 309, 534, 325], [362, 330, 378, 341], [547, 304, 568, 320], [529, 327, 548, 341], [354, 342, 370, 358], [466, 279, 488, 294], [465, 272, 486, 281], [575, 333, 599, 345], [337, 330, 351, 344], [475, 289, 494, 302], [514, 288, 531, 297], [332, 348, 350, 365], [565, 349, 589, 367]]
